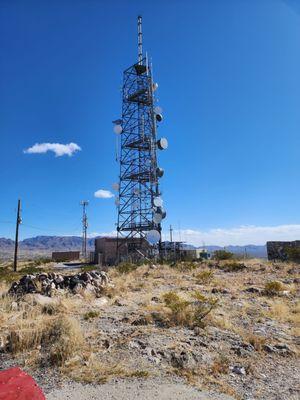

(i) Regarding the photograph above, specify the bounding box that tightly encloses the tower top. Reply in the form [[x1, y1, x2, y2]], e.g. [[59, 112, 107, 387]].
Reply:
[[137, 15, 143, 65]]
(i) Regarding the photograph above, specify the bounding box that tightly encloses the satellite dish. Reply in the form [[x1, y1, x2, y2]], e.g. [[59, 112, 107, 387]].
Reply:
[[157, 138, 168, 150], [152, 82, 158, 92], [156, 167, 164, 178], [156, 113, 163, 122], [153, 213, 162, 224], [114, 197, 120, 206], [133, 187, 140, 195], [146, 229, 161, 244], [112, 183, 119, 191], [113, 124, 123, 134], [154, 106, 162, 114], [153, 197, 163, 207]]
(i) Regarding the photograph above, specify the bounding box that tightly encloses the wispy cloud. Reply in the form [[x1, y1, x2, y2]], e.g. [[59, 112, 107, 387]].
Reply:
[[94, 189, 114, 199], [164, 224, 300, 246], [24, 142, 81, 157]]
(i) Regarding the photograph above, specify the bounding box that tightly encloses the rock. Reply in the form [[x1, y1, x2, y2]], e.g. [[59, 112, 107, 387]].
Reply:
[[93, 297, 108, 307], [11, 301, 18, 311], [245, 287, 261, 294], [193, 326, 204, 336], [114, 299, 128, 307], [0, 336, 6, 352], [170, 351, 195, 369], [9, 270, 110, 298], [85, 283, 95, 293], [131, 316, 150, 326], [231, 365, 246, 375], [211, 288, 229, 294], [232, 343, 254, 356], [263, 344, 275, 353]]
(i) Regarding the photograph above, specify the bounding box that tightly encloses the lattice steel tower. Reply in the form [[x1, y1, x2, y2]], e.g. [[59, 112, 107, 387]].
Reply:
[[114, 16, 167, 260]]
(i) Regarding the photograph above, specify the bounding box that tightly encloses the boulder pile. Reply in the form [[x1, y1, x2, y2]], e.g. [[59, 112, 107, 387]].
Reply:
[[9, 270, 109, 297]]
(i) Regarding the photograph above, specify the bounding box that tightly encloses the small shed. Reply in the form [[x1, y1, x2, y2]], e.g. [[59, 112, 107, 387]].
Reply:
[[52, 251, 80, 262]]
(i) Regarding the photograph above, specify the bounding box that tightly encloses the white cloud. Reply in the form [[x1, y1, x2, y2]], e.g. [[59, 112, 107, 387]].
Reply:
[[24, 142, 81, 157], [161, 224, 300, 246], [81, 224, 300, 247], [88, 230, 117, 238], [94, 189, 114, 199]]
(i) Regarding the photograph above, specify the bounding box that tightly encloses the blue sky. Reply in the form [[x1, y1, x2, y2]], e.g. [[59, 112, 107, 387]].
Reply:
[[0, 0, 299, 246]]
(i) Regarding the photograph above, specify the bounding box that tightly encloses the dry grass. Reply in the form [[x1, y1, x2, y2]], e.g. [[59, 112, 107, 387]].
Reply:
[[0, 258, 299, 396], [6, 313, 84, 366], [267, 299, 300, 325], [210, 354, 229, 375], [64, 352, 150, 384]]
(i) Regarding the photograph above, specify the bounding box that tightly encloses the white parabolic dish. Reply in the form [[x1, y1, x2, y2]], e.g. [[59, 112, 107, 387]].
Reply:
[[153, 197, 163, 207], [113, 124, 123, 134], [146, 229, 161, 244], [153, 212, 162, 224]]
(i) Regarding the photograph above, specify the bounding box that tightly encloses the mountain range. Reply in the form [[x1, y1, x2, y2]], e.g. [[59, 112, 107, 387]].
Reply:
[[0, 235, 267, 258]]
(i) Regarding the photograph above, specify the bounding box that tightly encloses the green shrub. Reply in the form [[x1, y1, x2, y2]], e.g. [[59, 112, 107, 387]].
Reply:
[[171, 262, 198, 272], [214, 250, 234, 261], [32, 258, 51, 266], [220, 261, 246, 272], [162, 290, 218, 328], [83, 311, 100, 321], [192, 291, 218, 326], [264, 281, 284, 296], [117, 262, 138, 274], [195, 270, 214, 284]]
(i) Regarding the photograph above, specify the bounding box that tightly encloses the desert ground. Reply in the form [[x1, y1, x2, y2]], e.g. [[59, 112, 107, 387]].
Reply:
[[0, 258, 299, 400]]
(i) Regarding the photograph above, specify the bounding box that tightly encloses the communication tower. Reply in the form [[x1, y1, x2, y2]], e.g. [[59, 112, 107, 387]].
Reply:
[[80, 200, 89, 259], [113, 16, 167, 261]]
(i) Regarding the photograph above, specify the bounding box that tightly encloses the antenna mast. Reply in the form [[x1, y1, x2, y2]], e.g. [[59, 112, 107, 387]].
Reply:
[[80, 201, 89, 260], [114, 16, 168, 262], [138, 15, 143, 65]]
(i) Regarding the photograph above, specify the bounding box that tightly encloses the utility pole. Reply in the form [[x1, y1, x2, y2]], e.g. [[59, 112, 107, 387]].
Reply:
[[80, 201, 89, 260], [13, 199, 22, 272], [169, 225, 173, 243]]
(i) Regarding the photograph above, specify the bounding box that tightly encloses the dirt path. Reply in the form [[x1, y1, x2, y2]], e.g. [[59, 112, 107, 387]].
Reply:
[[47, 378, 234, 400]]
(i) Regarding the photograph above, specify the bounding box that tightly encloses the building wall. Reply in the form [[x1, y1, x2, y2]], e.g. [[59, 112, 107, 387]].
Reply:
[[94, 237, 150, 265], [52, 251, 80, 262], [267, 240, 300, 261]]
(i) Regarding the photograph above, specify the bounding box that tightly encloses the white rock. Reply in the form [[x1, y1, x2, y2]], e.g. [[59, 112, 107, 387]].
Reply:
[[93, 297, 108, 308], [23, 293, 59, 307]]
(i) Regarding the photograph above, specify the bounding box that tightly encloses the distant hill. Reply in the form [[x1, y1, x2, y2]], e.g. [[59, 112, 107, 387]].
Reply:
[[0, 236, 267, 258], [0, 235, 96, 252], [204, 245, 267, 258], [0, 238, 15, 249]]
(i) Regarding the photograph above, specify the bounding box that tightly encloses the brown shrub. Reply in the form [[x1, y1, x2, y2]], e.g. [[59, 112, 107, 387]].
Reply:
[[264, 281, 284, 296]]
